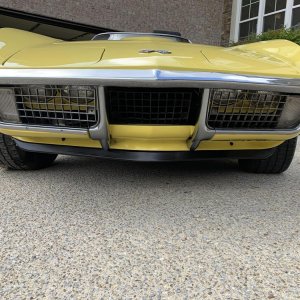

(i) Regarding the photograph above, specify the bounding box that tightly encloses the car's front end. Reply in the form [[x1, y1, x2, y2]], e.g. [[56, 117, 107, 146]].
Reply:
[[0, 29, 299, 172]]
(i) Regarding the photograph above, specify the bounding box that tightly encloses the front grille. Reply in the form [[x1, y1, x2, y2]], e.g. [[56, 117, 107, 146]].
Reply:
[[207, 89, 287, 129], [13, 85, 98, 129], [106, 87, 202, 125]]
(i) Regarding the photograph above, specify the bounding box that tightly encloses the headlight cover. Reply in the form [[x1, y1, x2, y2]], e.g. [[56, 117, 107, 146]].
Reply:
[[0, 88, 20, 123], [277, 95, 300, 129]]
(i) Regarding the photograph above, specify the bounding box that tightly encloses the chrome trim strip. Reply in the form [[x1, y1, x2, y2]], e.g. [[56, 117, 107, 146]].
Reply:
[[215, 126, 300, 136], [1, 69, 300, 92], [89, 87, 110, 150], [190, 89, 215, 150], [0, 122, 88, 135], [1, 122, 297, 139]]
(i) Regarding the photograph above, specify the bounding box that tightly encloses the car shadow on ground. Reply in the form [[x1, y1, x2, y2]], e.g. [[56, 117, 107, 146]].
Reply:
[[1, 154, 298, 217], [55, 156, 239, 174], [46, 155, 298, 190]]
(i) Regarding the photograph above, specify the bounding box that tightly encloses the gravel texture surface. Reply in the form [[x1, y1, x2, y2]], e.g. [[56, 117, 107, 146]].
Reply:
[[0, 143, 299, 299]]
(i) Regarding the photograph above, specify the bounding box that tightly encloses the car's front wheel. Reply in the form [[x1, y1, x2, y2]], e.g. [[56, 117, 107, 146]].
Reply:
[[0, 134, 57, 170], [239, 137, 297, 174]]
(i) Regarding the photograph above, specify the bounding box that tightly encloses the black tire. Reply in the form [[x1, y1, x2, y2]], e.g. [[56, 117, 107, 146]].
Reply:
[[0, 134, 57, 170], [239, 137, 297, 174]]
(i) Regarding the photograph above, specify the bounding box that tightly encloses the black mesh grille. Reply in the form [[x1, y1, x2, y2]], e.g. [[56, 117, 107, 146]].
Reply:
[[13, 85, 98, 129], [207, 89, 287, 129], [105, 87, 202, 125]]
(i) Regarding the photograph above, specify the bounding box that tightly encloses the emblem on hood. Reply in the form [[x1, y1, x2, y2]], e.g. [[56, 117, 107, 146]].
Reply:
[[139, 49, 172, 54]]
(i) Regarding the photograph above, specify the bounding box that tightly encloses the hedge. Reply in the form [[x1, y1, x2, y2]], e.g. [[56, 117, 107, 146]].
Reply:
[[231, 28, 300, 46]]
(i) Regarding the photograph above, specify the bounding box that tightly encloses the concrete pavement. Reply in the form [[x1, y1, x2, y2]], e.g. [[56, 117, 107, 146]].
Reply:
[[0, 143, 299, 299]]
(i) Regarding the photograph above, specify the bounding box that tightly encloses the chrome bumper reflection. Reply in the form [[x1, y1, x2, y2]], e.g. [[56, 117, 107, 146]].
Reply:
[[1, 69, 300, 93]]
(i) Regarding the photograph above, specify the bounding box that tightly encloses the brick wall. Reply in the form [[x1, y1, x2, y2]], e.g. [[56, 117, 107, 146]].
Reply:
[[0, 0, 225, 45]]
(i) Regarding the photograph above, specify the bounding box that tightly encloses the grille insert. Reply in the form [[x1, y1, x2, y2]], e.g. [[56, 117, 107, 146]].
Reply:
[[207, 89, 287, 129], [13, 85, 98, 129], [106, 87, 202, 125]]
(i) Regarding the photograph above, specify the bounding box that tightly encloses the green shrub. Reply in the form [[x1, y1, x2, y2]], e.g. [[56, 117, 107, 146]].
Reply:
[[231, 27, 300, 46]]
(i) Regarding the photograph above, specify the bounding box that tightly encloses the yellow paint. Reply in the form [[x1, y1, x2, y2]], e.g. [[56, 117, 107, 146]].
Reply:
[[13, 135, 284, 151], [109, 125, 194, 151], [0, 28, 59, 65], [2, 28, 300, 79], [0, 125, 296, 151], [110, 139, 190, 151], [7, 43, 105, 68], [108, 125, 289, 151], [5, 129, 101, 148], [109, 125, 194, 139], [211, 133, 299, 141], [0, 128, 88, 139], [14, 136, 102, 148], [110, 139, 284, 151], [196, 140, 283, 151], [233, 39, 300, 70]]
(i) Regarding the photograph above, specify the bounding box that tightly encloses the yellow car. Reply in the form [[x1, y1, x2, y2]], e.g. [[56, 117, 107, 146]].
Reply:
[[0, 28, 299, 173]]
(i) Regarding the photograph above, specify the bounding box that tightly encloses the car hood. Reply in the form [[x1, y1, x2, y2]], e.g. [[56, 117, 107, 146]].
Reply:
[[3, 43, 105, 68], [3, 39, 300, 77]]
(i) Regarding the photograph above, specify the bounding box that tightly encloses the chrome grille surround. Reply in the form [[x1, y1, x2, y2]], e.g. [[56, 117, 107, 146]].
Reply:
[[105, 87, 202, 125], [207, 89, 288, 130], [13, 85, 98, 129], [0, 70, 299, 152]]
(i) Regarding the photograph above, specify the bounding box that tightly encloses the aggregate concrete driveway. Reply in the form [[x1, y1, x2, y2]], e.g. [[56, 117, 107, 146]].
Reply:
[[0, 144, 299, 299]]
